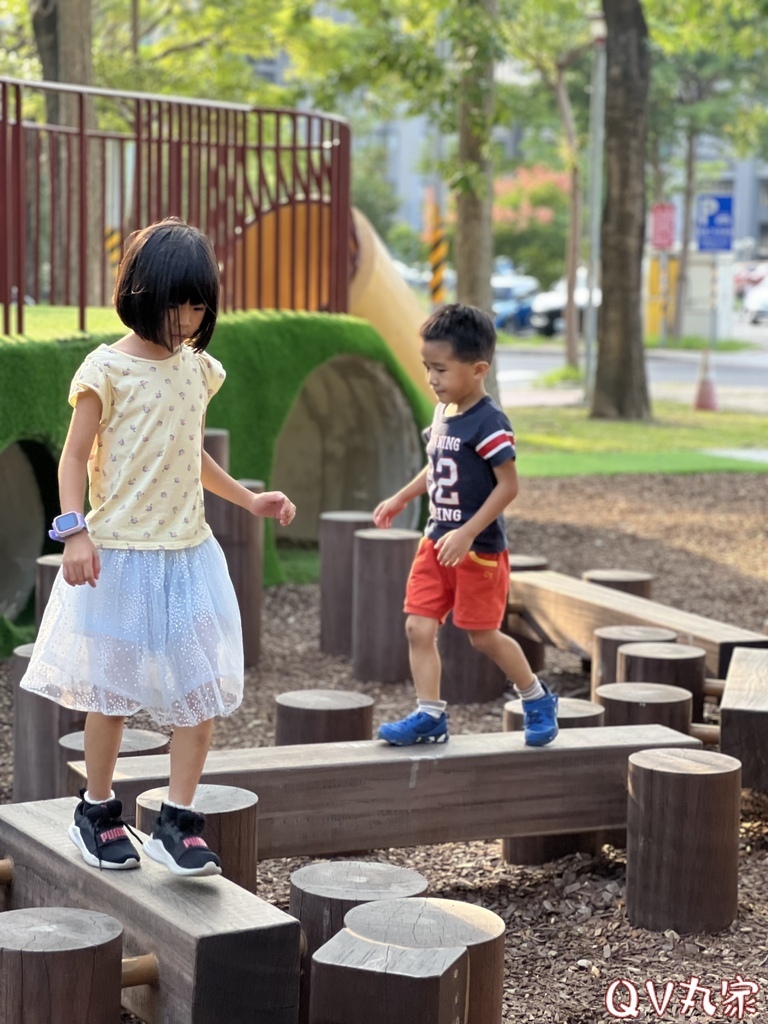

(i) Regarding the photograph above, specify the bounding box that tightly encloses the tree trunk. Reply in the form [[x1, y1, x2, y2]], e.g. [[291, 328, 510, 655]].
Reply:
[[672, 129, 696, 339], [30, 0, 102, 307], [590, 0, 651, 420], [454, 0, 499, 400], [555, 69, 580, 370]]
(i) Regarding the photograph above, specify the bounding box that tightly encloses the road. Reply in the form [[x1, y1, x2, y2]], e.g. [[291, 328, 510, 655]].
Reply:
[[497, 323, 768, 411]]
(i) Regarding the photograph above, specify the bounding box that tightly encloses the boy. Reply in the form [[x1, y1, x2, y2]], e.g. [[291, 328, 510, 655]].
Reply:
[[373, 303, 558, 747]]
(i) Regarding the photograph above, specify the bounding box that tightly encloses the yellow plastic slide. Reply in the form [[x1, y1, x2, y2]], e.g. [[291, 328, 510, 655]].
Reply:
[[349, 209, 434, 402], [236, 203, 433, 403]]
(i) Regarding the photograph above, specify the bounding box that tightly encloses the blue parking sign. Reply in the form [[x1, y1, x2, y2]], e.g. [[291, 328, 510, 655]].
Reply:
[[696, 194, 733, 252]]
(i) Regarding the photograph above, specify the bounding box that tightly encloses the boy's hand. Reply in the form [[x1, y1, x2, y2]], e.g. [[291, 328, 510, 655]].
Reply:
[[373, 494, 408, 529], [434, 527, 474, 567], [252, 490, 296, 526], [62, 532, 101, 588]]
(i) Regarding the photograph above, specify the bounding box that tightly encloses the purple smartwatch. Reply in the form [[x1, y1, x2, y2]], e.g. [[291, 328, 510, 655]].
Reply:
[[49, 511, 88, 542]]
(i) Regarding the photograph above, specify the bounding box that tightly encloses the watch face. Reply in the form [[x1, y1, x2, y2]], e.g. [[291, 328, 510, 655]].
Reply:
[[55, 512, 82, 532]]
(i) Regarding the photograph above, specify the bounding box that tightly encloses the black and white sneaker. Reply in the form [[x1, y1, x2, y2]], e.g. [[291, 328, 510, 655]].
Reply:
[[143, 803, 222, 878], [68, 791, 142, 870]]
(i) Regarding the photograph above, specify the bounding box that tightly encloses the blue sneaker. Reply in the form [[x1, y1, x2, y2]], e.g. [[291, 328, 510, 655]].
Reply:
[[378, 710, 449, 746], [522, 685, 559, 746]]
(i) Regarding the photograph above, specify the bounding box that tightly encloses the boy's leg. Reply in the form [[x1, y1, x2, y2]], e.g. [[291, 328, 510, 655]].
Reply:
[[69, 711, 141, 869], [406, 614, 441, 701], [379, 614, 449, 745], [466, 629, 535, 691], [467, 629, 558, 746], [143, 718, 222, 877], [379, 541, 451, 746]]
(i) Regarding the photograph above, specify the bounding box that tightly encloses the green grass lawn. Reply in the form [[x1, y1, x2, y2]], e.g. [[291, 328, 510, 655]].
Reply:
[[2, 305, 123, 340], [511, 401, 768, 476]]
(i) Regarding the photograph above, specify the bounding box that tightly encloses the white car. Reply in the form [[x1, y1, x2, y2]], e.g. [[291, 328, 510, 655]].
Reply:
[[743, 280, 768, 323], [530, 267, 602, 336]]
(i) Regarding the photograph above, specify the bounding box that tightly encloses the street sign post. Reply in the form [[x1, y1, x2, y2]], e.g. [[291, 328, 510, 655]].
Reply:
[[695, 194, 733, 252], [693, 194, 733, 408], [651, 203, 676, 345]]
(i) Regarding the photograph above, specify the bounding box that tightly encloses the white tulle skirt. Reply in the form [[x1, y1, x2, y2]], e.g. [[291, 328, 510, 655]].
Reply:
[[20, 536, 244, 727]]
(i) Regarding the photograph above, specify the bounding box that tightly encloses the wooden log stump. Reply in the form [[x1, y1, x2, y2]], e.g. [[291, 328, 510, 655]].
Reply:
[[291, 860, 428, 1024], [590, 625, 678, 699], [705, 677, 725, 699], [206, 478, 264, 669], [35, 554, 63, 627], [352, 528, 421, 683], [595, 682, 693, 734], [320, 511, 376, 655], [342, 897, 505, 1024], [310, 929, 468, 1024], [509, 554, 549, 572], [136, 783, 258, 893], [203, 426, 230, 470], [502, 698, 606, 864], [11, 643, 87, 802], [275, 689, 374, 745], [617, 640, 707, 722], [505, 555, 550, 674], [56, 728, 170, 799], [0, 906, 123, 1023], [626, 748, 741, 933], [582, 568, 655, 598], [438, 612, 507, 704], [503, 696, 605, 732]]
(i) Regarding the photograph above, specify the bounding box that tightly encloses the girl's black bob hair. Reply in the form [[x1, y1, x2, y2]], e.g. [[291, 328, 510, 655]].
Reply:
[[114, 217, 220, 352]]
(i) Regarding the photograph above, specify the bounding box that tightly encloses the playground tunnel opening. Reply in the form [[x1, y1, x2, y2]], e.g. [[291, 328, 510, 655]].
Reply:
[[271, 355, 424, 543], [0, 441, 58, 620]]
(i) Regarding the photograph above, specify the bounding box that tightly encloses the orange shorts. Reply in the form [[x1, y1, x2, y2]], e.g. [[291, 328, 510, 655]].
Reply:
[[404, 538, 510, 631]]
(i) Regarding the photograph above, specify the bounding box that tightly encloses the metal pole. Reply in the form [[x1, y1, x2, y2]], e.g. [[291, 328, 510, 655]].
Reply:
[[584, 33, 606, 403], [659, 250, 668, 348], [709, 254, 718, 350]]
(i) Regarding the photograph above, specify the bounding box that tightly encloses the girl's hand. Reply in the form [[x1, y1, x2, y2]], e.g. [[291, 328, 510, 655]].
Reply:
[[434, 528, 474, 567], [252, 490, 296, 526], [373, 494, 408, 529], [62, 532, 101, 587]]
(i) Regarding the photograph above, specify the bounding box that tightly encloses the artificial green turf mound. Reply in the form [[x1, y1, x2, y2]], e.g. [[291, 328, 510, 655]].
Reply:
[[0, 310, 433, 654]]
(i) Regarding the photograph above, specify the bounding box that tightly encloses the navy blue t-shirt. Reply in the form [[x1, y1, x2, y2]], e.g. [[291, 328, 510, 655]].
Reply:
[[423, 395, 515, 553]]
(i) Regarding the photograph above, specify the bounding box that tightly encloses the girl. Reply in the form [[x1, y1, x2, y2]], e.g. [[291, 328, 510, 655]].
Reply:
[[21, 218, 295, 877]]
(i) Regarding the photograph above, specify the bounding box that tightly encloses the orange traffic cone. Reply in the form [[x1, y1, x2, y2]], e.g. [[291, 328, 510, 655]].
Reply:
[[693, 349, 717, 411]]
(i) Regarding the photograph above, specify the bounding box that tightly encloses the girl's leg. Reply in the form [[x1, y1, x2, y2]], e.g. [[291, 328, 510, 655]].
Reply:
[[167, 718, 215, 806], [405, 614, 441, 700], [84, 711, 126, 801]]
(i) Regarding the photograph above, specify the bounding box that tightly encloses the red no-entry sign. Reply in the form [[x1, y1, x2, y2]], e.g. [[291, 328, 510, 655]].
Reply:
[[651, 203, 676, 250]]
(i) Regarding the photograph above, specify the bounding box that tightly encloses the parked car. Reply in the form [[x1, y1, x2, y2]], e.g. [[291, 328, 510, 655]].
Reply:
[[743, 280, 768, 323], [734, 261, 768, 300], [530, 267, 602, 336], [491, 273, 539, 333]]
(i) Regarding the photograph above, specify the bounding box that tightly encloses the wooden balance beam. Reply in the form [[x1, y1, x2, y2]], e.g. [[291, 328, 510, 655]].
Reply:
[[0, 799, 299, 1024], [508, 570, 768, 678], [720, 647, 768, 792], [69, 727, 701, 859]]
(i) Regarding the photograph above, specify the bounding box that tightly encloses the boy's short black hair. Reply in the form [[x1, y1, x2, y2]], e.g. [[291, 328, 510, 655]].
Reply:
[[114, 217, 219, 351], [420, 303, 497, 363]]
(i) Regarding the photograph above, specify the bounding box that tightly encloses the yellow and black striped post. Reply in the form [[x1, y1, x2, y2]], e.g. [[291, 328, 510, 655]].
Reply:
[[104, 228, 122, 274], [428, 200, 448, 309]]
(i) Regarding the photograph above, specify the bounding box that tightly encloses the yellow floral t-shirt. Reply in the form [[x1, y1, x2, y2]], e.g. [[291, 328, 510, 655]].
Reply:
[[69, 342, 226, 549]]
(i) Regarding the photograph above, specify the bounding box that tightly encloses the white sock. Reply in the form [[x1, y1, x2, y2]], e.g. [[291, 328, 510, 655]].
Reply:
[[84, 789, 115, 805], [515, 676, 546, 702], [417, 699, 447, 719], [164, 798, 194, 810]]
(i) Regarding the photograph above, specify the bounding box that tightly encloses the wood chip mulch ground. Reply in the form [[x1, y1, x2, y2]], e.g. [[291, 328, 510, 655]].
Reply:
[[1, 473, 766, 1023]]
